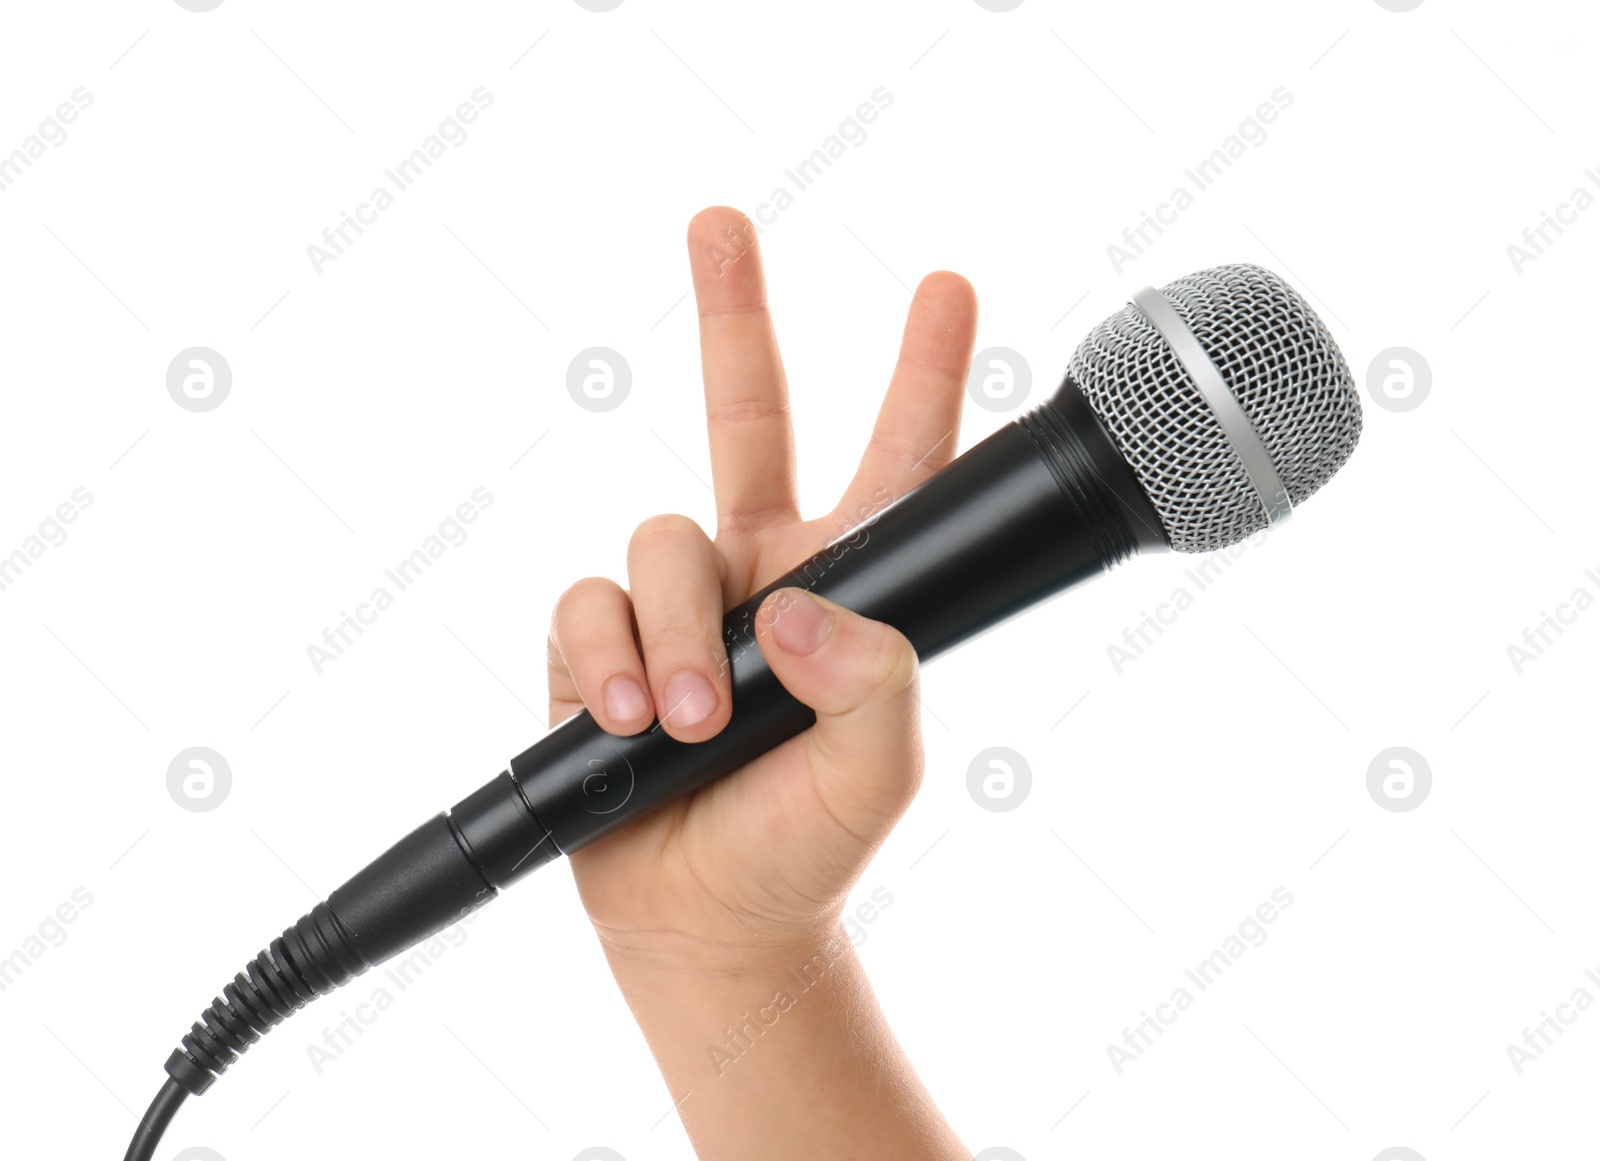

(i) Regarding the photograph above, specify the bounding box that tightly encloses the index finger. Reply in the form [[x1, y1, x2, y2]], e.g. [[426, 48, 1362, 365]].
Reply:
[[688, 207, 800, 536]]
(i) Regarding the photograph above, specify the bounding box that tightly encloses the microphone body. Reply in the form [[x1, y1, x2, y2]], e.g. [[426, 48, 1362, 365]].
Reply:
[[157, 377, 1167, 1102], [319, 381, 1166, 973], [515, 382, 1167, 857]]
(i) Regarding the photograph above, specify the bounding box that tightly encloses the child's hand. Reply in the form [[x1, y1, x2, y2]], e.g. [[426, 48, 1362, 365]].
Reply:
[[548, 207, 978, 970]]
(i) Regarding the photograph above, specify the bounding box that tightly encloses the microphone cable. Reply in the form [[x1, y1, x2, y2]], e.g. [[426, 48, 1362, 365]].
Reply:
[[123, 903, 371, 1161], [125, 1080, 185, 1161]]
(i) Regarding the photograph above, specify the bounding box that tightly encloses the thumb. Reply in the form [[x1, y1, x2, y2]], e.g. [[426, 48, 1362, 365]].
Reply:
[[754, 588, 925, 836]]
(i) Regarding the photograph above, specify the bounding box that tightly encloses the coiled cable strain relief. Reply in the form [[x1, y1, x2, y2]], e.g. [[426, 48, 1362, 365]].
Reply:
[[164, 901, 368, 1096]]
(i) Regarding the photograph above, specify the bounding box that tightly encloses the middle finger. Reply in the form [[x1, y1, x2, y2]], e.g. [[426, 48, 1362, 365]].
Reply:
[[627, 513, 732, 743]]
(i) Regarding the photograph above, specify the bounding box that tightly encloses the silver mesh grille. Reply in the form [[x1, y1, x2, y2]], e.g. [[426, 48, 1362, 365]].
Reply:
[[1068, 264, 1361, 553]]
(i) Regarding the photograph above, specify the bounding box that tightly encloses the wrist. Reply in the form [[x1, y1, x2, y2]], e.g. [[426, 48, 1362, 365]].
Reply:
[[592, 916, 854, 986], [598, 919, 870, 1097], [589, 913, 969, 1159]]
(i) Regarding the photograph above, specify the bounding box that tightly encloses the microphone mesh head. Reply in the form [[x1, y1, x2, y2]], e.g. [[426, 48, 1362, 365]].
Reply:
[[1068, 264, 1361, 553]]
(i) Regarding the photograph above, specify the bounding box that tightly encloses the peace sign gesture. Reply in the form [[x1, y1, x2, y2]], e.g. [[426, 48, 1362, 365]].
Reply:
[[548, 207, 978, 962]]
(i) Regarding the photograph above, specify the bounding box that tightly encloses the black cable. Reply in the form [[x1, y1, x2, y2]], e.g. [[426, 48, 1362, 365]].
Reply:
[[121, 902, 373, 1161], [123, 1078, 186, 1161]]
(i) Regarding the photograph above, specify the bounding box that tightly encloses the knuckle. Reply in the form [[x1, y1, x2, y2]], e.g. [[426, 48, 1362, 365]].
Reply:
[[552, 576, 622, 628], [717, 501, 795, 536], [886, 631, 920, 691], [864, 622, 919, 696], [864, 426, 932, 469], [642, 606, 708, 642], [551, 577, 634, 659], [642, 612, 723, 668], [629, 513, 703, 552], [706, 396, 790, 427], [559, 575, 621, 608]]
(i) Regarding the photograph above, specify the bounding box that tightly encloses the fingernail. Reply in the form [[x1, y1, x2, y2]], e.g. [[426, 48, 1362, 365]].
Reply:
[[771, 590, 834, 656], [662, 670, 718, 728], [602, 675, 649, 722]]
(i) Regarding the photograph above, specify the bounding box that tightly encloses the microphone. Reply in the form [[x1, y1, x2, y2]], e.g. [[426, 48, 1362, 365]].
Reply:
[[123, 263, 1362, 1159]]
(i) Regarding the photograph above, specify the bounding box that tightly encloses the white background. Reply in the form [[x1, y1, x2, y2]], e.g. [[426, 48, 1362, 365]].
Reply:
[[1, 1, 1596, 1159]]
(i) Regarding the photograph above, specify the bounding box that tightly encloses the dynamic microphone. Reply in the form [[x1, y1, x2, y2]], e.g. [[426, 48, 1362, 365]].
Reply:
[[123, 263, 1362, 1159]]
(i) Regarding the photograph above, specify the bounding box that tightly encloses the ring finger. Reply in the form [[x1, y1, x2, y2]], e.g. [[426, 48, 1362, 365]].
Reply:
[[548, 577, 653, 734]]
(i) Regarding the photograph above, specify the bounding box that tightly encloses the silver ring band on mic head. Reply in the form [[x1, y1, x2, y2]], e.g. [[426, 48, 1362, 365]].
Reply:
[[1130, 285, 1293, 528]]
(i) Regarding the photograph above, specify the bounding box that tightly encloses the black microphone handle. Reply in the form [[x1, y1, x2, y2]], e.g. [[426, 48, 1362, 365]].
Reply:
[[158, 380, 1166, 1098], [512, 379, 1169, 858]]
